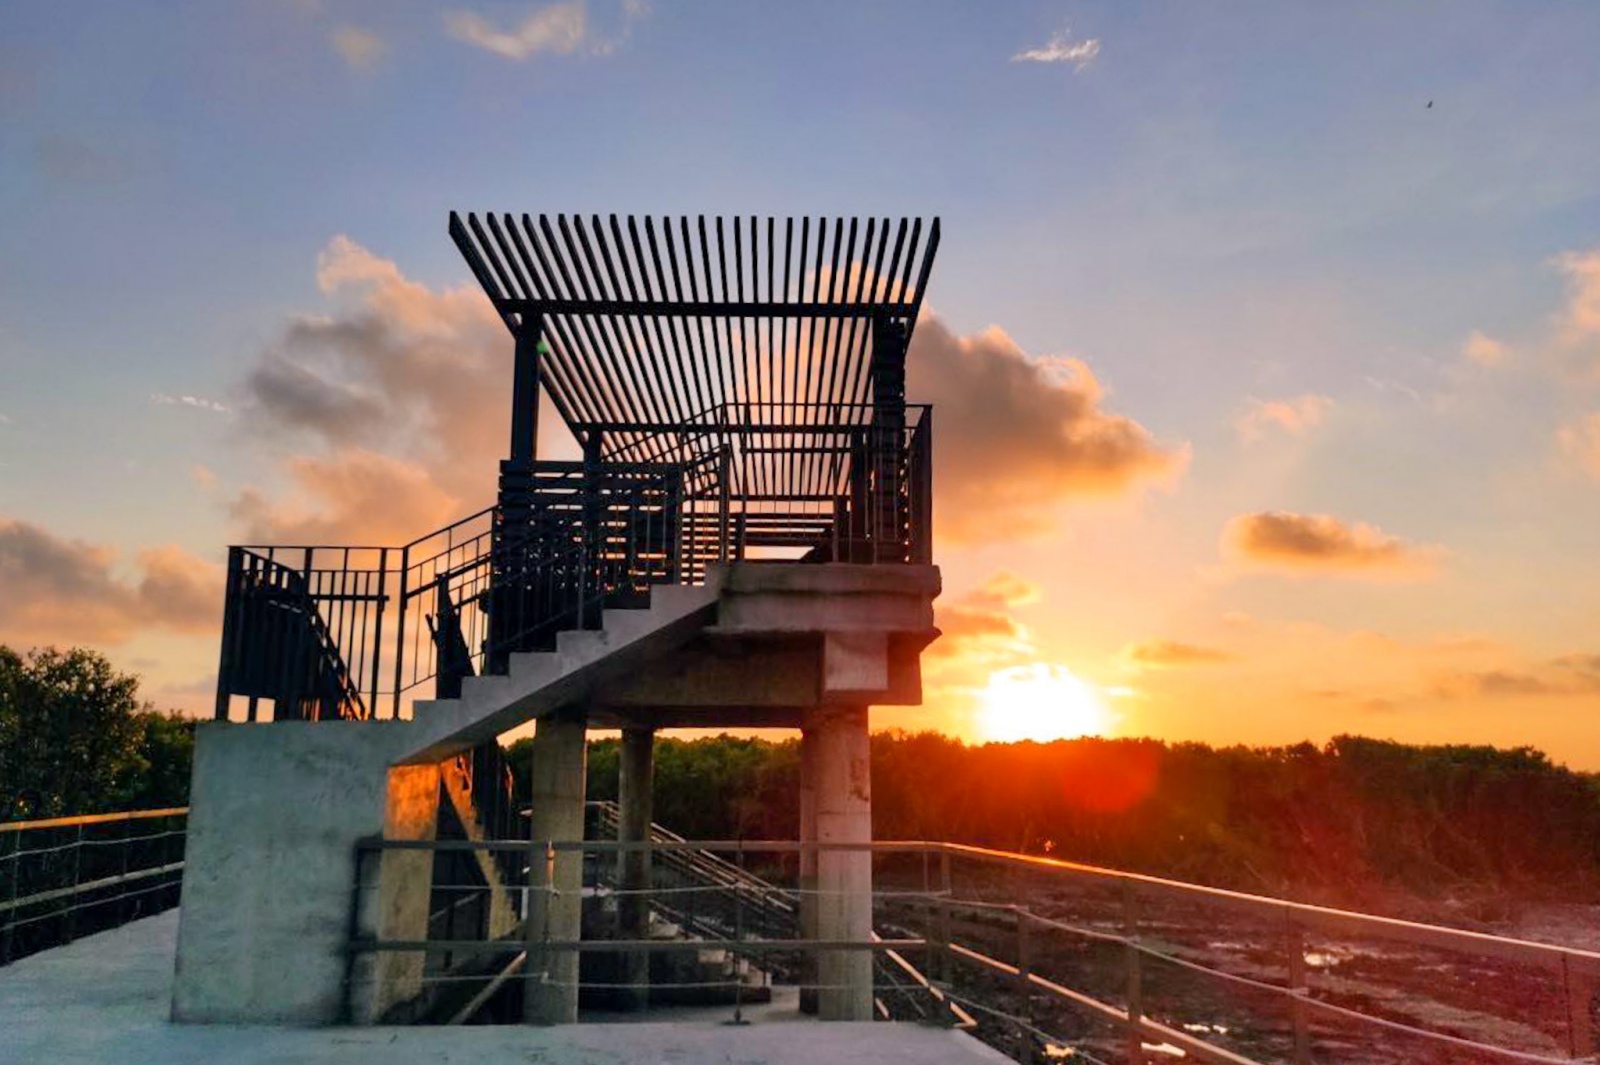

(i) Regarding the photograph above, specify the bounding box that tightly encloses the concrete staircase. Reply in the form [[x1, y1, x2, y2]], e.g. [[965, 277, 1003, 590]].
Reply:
[[401, 582, 723, 763]]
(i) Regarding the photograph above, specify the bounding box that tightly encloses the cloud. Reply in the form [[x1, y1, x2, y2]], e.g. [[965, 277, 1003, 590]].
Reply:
[[1234, 394, 1333, 442], [1121, 640, 1235, 669], [1554, 653, 1600, 676], [152, 393, 231, 414], [330, 25, 387, 71], [230, 449, 463, 546], [34, 135, 130, 185], [1012, 29, 1100, 69], [233, 234, 548, 543], [1462, 330, 1510, 367], [0, 518, 221, 646], [1431, 668, 1600, 700], [929, 574, 1039, 666], [1222, 511, 1441, 579], [1556, 249, 1600, 345], [1558, 413, 1600, 480], [444, 0, 644, 60], [907, 317, 1187, 541]]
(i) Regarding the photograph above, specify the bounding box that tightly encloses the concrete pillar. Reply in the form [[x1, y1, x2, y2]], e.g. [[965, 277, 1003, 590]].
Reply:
[[524, 710, 587, 1025], [798, 726, 819, 1015], [616, 727, 655, 1011], [351, 763, 442, 1024], [810, 705, 873, 1021]]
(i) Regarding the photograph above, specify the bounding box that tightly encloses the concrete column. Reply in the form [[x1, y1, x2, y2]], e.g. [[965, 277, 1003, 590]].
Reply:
[[798, 726, 819, 1015], [616, 726, 655, 1011], [810, 705, 873, 1021], [524, 710, 587, 1025], [351, 763, 442, 1024]]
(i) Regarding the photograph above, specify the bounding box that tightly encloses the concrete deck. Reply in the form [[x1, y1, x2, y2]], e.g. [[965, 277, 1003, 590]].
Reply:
[[0, 911, 1011, 1065]]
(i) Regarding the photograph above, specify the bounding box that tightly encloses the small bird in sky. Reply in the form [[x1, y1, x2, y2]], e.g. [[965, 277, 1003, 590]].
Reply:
[[1427, 100, 1434, 109]]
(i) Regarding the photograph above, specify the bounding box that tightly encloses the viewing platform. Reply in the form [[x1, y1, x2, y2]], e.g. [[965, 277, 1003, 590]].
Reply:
[[0, 911, 1006, 1065]]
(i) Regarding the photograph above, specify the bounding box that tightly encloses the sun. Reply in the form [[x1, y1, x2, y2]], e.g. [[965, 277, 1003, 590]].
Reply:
[[977, 663, 1115, 744]]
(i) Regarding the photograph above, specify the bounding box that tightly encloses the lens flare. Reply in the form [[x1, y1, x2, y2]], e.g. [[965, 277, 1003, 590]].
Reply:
[[977, 663, 1116, 743]]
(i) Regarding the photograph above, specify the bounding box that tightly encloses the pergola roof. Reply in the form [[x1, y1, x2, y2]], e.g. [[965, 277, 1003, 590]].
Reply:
[[449, 212, 940, 452]]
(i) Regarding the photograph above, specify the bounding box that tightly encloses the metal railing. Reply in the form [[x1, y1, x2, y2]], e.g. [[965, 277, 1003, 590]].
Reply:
[[0, 808, 187, 967], [214, 404, 935, 725], [348, 836, 1600, 1063], [214, 450, 731, 723]]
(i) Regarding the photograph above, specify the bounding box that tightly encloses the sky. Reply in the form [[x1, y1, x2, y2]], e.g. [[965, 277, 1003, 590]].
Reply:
[[2, 1, 1599, 764]]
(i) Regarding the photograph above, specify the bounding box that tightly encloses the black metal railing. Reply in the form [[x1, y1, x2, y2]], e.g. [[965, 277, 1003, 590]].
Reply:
[[215, 449, 730, 723], [0, 808, 188, 967], [214, 404, 934, 723]]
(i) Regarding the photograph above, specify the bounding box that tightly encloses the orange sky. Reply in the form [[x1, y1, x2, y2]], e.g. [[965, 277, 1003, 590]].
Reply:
[[3, 3, 1599, 767]]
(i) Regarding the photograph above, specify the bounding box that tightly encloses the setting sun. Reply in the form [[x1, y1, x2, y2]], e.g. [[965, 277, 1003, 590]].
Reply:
[[977, 663, 1116, 744]]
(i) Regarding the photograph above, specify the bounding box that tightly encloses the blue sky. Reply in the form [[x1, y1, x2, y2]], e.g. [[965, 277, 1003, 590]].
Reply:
[[3, 1, 1600, 761]]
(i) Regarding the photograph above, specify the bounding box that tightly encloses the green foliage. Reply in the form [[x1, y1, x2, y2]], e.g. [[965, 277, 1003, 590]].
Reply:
[[506, 729, 1600, 905], [0, 645, 195, 819]]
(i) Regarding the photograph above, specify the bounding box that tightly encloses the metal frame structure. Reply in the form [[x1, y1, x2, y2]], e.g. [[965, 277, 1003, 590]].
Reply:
[[349, 833, 1600, 1063], [213, 213, 941, 724]]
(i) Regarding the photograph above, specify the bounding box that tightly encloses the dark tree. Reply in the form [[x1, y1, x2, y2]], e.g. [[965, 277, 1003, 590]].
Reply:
[[0, 646, 193, 819]]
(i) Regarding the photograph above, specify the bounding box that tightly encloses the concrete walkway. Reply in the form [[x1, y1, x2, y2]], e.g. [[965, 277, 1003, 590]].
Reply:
[[0, 911, 1011, 1065]]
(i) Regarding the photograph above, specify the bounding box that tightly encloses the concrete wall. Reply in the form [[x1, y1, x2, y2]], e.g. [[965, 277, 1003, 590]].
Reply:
[[172, 722, 434, 1025]]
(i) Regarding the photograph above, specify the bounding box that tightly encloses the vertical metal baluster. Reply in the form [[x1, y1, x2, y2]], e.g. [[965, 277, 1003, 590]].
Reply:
[[1288, 914, 1311, 1064], [63, 823, 83, 944], [1124, 881, 1143, 1065]]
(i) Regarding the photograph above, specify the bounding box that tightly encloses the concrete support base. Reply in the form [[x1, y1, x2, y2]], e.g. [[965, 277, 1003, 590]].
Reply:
[[616, 727, 655, 1011], [172, 723, 442, 1026], [524, 711, 587, 1026], [807, 705, 873, 1022]]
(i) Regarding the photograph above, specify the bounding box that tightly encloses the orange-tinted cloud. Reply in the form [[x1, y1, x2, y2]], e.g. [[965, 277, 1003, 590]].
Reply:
[[1222, 511, 1440, 579], [0, 518, 221, 646], [1431, 667, 1600, 700], [233, 236, 566, 544], [1233, 394, 1332, 442], [230, 449, 463, 545], [1462, 330, 1510, 367], [1121, 639, 1235, 668], [1557, 249, 1600, 344], [908, 316, 1187, 541], [1558, 413, 1600, 480]]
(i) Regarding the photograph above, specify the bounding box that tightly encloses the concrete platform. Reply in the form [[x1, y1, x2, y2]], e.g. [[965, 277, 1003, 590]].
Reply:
[[0, 911, 1011, 1065]]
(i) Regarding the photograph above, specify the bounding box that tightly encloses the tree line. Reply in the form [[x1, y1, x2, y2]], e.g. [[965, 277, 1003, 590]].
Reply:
[[8, 645, 1598, 909]]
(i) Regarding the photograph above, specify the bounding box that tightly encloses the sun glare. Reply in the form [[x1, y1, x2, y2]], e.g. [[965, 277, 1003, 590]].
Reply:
[[978, 663, 1115, 744]]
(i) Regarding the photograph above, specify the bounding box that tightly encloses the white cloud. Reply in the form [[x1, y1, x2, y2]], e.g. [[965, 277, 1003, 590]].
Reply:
[[1462, 330, 1510, 367], [1012, 29, 1100, 70], [330, 26, 387, 71], [151, 393, 231, 414], [445, 0, 644, 60]]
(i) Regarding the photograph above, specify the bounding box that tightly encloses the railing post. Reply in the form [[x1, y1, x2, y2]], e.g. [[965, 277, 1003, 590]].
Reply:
[[1287, 916, 1311, 1064], [1, 827, 20, 964], [62, 823, 83, 944], [1567, 957, 1595, 1060], [938, 848, 953, 992], [392, 545, 408, 719], [1014, 907, 1034, 1063], [1123, 880, 1143, 1065]]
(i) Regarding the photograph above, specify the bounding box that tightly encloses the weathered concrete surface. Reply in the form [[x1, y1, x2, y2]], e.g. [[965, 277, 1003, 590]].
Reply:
[[808, 704, 874, 1022], [525, 710, 588, 1025], [3, 912, 1014, 1065], [172, 721, 436, 1025], [710, 562, 940, 636], [616, 726, 655, 1011]]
